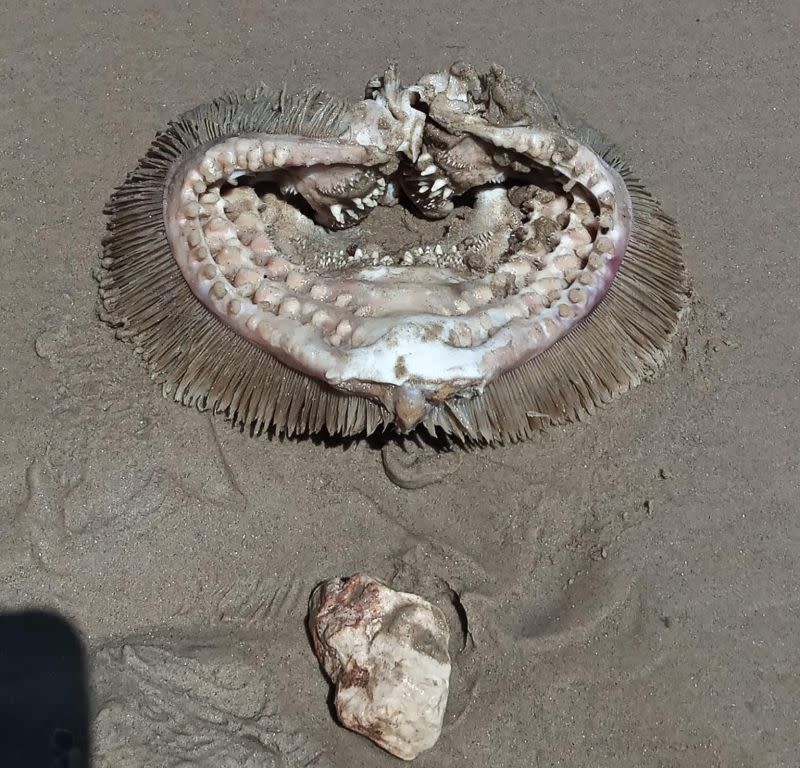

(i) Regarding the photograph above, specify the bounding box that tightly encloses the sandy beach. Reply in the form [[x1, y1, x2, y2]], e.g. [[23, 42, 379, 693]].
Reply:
[[1, 1, 797, 765]]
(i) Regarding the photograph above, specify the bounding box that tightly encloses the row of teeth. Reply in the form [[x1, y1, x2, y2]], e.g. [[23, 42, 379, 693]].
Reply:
[[418, 175, 453, 200], [328, 178, 387, 224], [185, 212, 608, 352], [187, 184, 601, 291], [312, 243, 464, 270], [415, 153, 455, 201], [517, 135, 618, 217], [176, 138, 617, 353]]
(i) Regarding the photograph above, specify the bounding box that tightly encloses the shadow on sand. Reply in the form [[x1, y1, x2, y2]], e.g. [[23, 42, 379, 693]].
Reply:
[[0, 609, 89, 768]]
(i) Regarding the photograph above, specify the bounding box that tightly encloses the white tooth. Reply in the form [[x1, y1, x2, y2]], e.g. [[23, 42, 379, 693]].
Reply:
[[434, 244, 443, 255], [442, 187, 453, 199], [420, 164, 437, 176], [353, 197, 365, 210], [363, 197, 378, 207], [431, 178, 447, 192], [330, 204, 345, 224], [354, 248, 364, 259], [419, 183, 430, 193], [346, 208, 359, 220], [416, 247, 424, 255], [376, 177, 387, 188]]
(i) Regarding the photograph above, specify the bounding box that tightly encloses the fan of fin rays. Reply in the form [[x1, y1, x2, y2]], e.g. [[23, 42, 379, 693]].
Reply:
[[99, 62, 689, 446]]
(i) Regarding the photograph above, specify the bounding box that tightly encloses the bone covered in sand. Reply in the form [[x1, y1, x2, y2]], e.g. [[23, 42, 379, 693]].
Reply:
[[308, 573, 451, 760], [101, 62, 687, 442]]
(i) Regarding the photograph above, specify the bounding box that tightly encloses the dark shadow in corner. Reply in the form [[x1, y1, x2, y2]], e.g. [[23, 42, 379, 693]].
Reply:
[[0, 610, 89, 768]]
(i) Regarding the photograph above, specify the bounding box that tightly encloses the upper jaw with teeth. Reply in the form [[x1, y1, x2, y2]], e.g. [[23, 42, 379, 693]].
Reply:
[[325, 176, 388, 228]]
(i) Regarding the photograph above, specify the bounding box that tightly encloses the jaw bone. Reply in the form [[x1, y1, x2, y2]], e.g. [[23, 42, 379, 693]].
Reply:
[[99, 64, 688, 444]]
